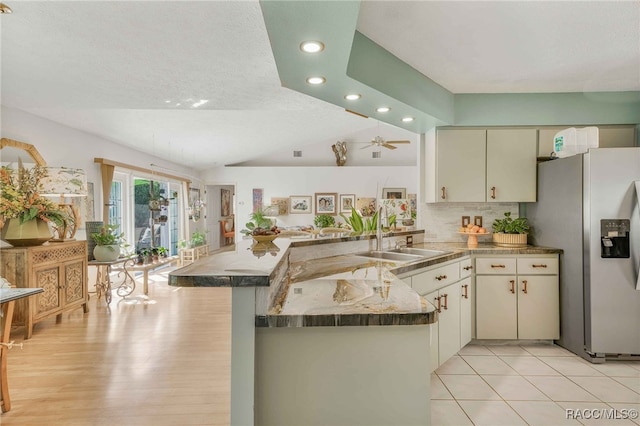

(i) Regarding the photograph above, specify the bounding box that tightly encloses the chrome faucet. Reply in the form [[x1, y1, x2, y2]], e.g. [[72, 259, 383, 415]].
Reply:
[[395, 240, 408, 250], [376, 206, 384, 251]]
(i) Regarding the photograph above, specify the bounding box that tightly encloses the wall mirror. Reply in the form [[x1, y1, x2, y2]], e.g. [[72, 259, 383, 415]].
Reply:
[[0, 138, 47, 168]]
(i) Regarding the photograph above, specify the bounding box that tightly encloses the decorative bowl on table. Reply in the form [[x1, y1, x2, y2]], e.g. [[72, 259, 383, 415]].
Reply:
[[252, 234, 278, 243], [457, 230, 491, 247]]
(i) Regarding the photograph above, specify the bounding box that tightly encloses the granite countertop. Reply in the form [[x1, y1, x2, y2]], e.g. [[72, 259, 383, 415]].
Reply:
[[169, 231, 561, 328], [0, 287, 44, 304]]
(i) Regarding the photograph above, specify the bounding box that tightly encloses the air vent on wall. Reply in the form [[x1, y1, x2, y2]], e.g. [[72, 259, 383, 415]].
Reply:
[[372, 151, 381, 159], [293, 150, 302, 157]]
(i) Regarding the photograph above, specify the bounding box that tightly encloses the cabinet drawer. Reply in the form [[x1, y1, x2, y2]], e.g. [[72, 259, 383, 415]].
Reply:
[[475, 257, 516, 275], [460, 257, 474, 278], [412, 262, 460, 296], [517, 257, 559, 274]]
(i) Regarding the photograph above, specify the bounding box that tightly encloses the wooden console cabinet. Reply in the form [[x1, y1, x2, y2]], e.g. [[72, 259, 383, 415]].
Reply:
[[0, 240, 89, 339]]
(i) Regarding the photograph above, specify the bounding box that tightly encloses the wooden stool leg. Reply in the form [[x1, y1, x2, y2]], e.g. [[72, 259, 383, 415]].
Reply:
[[1, 301, 16, 413]]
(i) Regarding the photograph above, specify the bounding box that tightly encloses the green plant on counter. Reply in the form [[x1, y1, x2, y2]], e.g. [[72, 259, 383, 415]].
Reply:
[[492, 212, 530, 234], [313, 214, 335, 229], [340, 207, 378, 233], [241, 208, 274, 236]]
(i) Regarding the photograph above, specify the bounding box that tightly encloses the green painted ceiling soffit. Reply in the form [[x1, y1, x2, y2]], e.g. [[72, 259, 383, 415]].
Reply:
[[260, 0, 640, 132]]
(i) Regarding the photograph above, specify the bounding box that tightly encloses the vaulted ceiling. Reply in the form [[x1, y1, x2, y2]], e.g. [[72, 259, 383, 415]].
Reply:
[[2, 1, 638, 170]]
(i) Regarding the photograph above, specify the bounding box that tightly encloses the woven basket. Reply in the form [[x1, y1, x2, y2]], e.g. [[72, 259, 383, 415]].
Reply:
[[492, 233, 527, 247]]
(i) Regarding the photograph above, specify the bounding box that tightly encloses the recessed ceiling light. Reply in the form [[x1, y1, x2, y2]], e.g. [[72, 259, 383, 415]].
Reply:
[[300, 41, 324, 53], [376, 107, 390, 113], [402, 116, 415, 122], [345, 94, 361, 101], [306, 76, 326, 85]]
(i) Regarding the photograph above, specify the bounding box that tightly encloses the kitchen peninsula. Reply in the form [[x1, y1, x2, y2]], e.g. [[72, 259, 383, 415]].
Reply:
[[169, 231, 561, 426]]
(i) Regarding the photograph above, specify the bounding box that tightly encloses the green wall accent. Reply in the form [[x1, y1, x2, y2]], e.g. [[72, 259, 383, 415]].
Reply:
[[455, 92, 640, 126], [346, 31, 454, 125]]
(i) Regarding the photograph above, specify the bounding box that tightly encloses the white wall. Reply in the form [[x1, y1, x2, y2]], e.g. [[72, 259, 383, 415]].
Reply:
[[1, 106, 201, 242], [203, 166, 418, 232]]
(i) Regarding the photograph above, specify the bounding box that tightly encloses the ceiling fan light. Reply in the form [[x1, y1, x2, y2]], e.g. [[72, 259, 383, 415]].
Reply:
[[300, 41, 324, 53], [306, 76, 326, 85], [402, 116, 415, 122], [376, 106, 390, 113], [345, 94, 361, 101], [0, 3, 12, 14]]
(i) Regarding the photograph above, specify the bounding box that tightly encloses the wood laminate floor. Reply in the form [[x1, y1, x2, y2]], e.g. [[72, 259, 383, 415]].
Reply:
[[1, 266, 231, 425]]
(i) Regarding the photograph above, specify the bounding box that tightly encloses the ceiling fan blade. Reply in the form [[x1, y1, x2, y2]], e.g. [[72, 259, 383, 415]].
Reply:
[[360, 144, 373, 150], [382, 143, 397, 150], [386, 140, 411, 144]]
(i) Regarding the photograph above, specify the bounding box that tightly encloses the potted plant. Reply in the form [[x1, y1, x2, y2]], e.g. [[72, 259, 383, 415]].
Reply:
[[313, 214, 335, 229], [339, 207, 378, 233], [91, 224, 128, 261], [191, 230, 206, 247], [492, 212, 530, 247], [157, 246, 168, 258], [0, 164, 69, 246], [150, 247, 160, 262], [240, 209, 277, 237]]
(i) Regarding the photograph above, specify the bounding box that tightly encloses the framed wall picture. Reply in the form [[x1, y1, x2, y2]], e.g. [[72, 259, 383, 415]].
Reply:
[[339, 194, 356, 213], [356, 197, 377, 217], [221, 188, 231, 217], [271, 197, 289, 215], [289, 195, 312, 214], [315, 192, 337, 215], [252, 188, 263, 212], [382, 187, 406, 199]]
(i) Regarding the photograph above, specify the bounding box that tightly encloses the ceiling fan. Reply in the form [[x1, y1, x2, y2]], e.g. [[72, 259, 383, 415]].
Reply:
[[358, 135, 410, 150]]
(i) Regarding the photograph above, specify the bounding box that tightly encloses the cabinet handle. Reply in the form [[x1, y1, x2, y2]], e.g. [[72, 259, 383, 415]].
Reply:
[[490, 186, 496, 199], [462, 284, 469, 299], [491, 264, 506, 268], [435, 275, 447, 281], [463, 266, 473, 271], [441, 187, 446, 200], [434, 296, 442, 313], [522, 280, 528, 294], [509, 280, 515, 294], [532, 264, 547, 268], [442, 293, 448, 310]]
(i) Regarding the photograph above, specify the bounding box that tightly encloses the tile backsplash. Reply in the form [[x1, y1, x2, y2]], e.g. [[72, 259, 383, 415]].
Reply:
[[419, 202, 519, 242]]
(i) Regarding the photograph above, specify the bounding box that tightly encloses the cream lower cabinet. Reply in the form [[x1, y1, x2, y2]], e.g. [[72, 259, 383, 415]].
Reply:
[[406, 256, 473, 371], [476, 255, 559, 340]]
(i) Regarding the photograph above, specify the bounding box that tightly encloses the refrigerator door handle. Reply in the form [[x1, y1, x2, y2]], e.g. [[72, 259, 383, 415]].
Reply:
[[635, 181, 640, 290]]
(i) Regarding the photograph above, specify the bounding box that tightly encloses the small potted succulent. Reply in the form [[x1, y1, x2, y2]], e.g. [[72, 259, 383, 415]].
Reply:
[[492, 212, 529, 247]]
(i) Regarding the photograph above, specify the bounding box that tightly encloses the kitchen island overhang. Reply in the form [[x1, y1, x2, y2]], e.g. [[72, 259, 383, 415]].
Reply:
[[168, 230, 439, 426]]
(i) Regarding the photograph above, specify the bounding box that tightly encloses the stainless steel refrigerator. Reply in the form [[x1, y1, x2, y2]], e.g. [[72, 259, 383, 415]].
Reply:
[[526, 148, 640, 362]]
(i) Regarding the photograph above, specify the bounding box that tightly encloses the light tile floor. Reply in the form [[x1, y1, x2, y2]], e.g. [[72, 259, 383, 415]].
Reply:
[[432, 343, 640, 426]]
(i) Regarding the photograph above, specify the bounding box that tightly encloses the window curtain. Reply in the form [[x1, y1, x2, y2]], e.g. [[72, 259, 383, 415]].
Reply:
[[100, 163, 115, 222]]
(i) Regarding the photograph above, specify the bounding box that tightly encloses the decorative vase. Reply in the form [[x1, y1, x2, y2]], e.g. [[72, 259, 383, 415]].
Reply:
[[86, 221, 104, 261], [93, 244, 120, 262], [0, 218, 52, 246], [492, 233, 528, 247]]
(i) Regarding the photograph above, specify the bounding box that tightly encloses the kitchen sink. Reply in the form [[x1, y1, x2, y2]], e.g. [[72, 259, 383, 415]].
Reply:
[[388, 248, 451, 258], [353, 251, 425, 262]]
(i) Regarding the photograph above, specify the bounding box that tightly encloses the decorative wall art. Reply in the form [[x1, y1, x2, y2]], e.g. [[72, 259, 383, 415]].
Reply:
[[382, 187, 406, 199], [221, 188, 231, 217], [380, 199, 411, 222], [356, 197, 377, 217], [315, 192, 337, 215], [289, 195, 312, 214], [408, 193, 417, 213], [271, 197, 289, 215], [82, 181, 95, 224], [339, 194, 356, 213], [252, 188, 263, 212]]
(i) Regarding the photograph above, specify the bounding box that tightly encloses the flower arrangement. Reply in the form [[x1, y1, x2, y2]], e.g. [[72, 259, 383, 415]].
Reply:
[[0, 164, 67, 228], [90, 224, 126, 246]]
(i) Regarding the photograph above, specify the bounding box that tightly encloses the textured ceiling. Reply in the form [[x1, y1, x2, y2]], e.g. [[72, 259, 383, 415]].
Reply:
[[1, 1, 638, 170]]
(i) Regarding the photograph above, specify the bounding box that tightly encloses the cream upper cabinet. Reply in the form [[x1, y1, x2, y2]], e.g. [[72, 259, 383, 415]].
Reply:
[[486, 129, 537, 202], [436, 129, 486, 202], [435, 128, 537, 202]]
